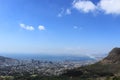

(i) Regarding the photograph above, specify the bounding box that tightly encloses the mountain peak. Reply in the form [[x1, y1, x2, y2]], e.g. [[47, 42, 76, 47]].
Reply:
[[101, 47, 120, 64]]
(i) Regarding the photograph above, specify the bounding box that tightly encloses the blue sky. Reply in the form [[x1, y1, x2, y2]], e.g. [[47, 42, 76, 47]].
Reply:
[[0, 0, 120, 56]]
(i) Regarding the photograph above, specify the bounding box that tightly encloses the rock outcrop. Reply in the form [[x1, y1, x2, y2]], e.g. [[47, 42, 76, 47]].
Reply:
[[101, 47, 120, 64]]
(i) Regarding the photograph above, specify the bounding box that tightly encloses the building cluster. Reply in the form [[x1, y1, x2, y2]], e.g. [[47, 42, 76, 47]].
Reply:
[[0, 59, 96, 76]]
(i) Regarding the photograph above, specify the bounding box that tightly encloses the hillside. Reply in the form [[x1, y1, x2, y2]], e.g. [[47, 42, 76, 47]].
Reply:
[[62, 48, 120, 80], [101, 47, 120, 64], [0, 56, 18, 66]]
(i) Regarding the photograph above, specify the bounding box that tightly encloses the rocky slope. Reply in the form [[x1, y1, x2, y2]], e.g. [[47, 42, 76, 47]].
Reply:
[[101, 47, 120, 64]]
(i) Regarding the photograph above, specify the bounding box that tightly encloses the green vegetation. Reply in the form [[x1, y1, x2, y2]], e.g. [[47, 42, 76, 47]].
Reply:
[[0, 76, 14, 80], [0, 75, 120, 80]]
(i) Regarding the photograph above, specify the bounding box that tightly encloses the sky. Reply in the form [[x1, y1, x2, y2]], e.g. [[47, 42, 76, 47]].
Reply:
[[0, 0, 120, 56]]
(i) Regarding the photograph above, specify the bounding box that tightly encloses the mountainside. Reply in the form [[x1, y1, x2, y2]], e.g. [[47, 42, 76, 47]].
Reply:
[[62, 48, 120, 79], [101, 47, 120, 64], [0, 56, 18, 66]]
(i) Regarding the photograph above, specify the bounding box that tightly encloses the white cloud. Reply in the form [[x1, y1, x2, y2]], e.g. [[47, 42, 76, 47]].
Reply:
[[73, 0, 96, 13], [57, 8, 64, 17], [58, 8, 71, 17], [58, 13, 62, 17], [98, 0, 120, 15], [73, 26, 83, 30], [73, 26, 78, 29], [20, 23, 34, 31], [38, 25, 45, 31], [66, 8, 71, 15], [72, 0, 120, 15]]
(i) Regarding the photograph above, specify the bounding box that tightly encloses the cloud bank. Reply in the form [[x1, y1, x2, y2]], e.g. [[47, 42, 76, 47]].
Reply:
[[72, 0, 120, 15], [98, 0, 120, 15]]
